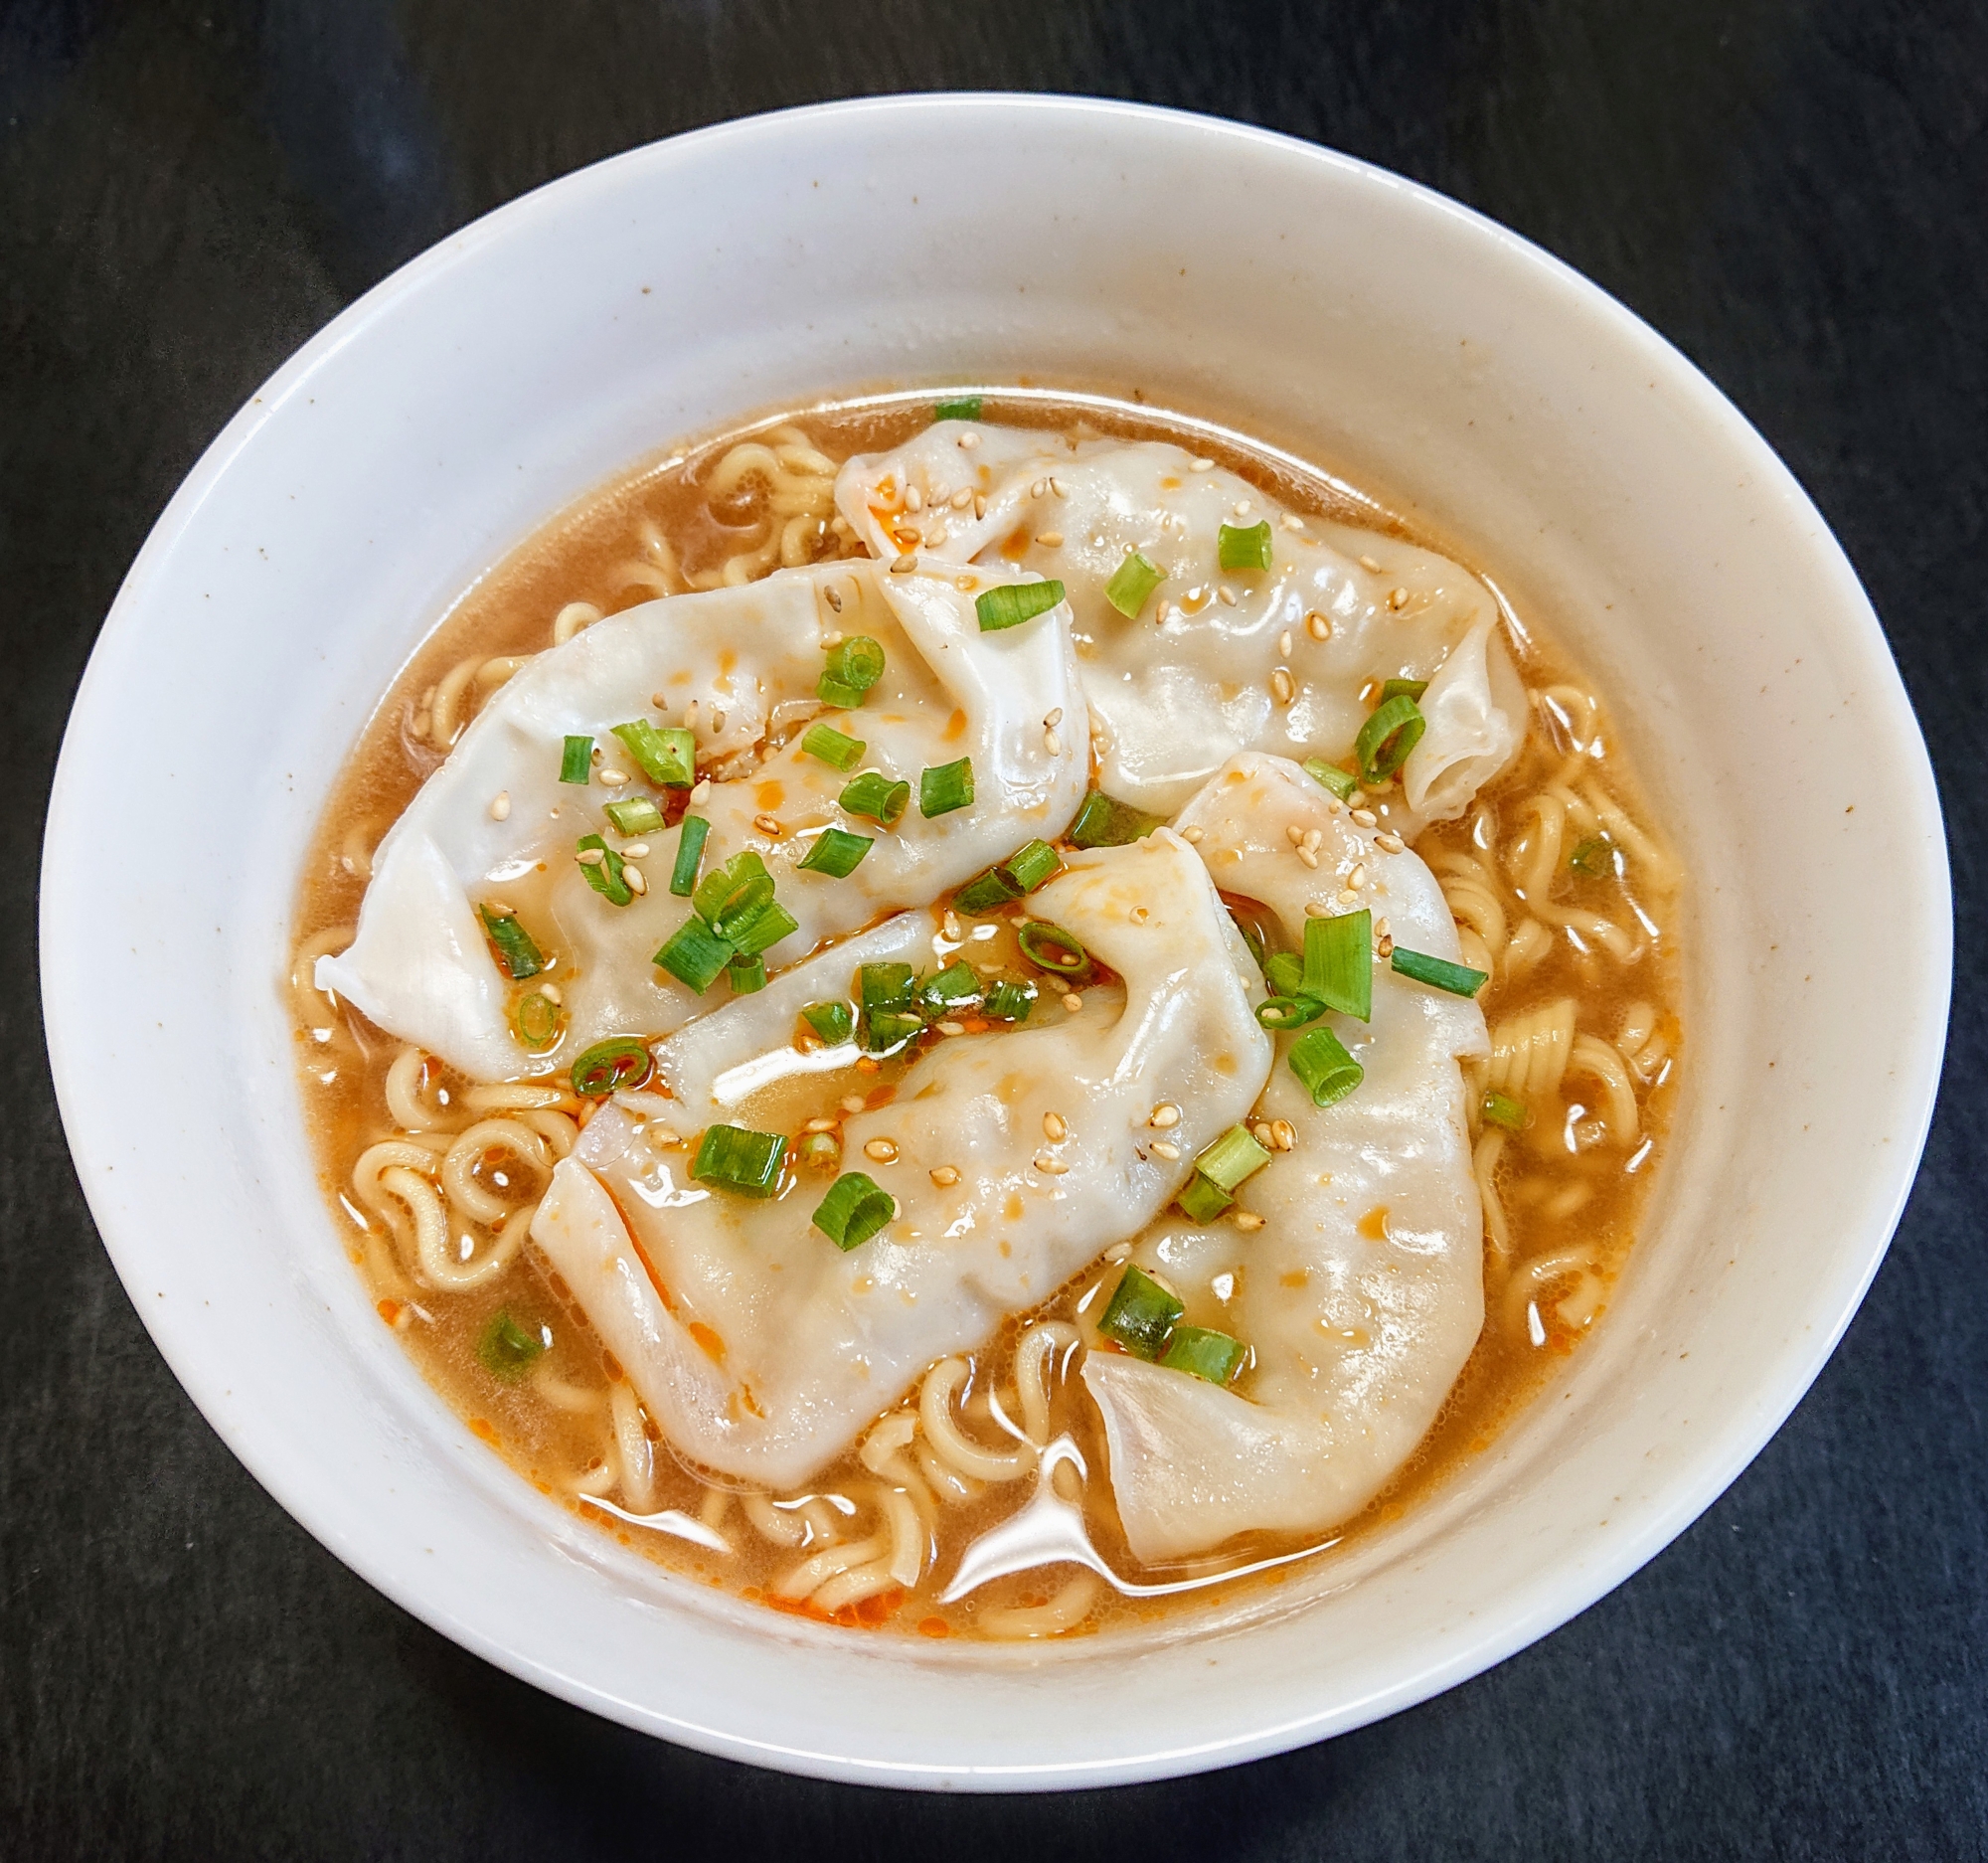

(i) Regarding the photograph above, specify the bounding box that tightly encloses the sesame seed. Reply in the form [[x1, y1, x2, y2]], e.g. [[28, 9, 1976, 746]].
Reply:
[[1044, 728, 1063, 758], [684, 701, 700, 728], [598, 768, 629, 786], [923, 524, 947, 548], [1281, 514, 1305, 532], [930, 1165, 961, 1187], [1044, 707, 1064, 729], [864, 1138, 900, 1163], [841, 1096, 868, 1114], [1190, 458, 1215, 472], [1297, 847, 1320, 870], [538, 983, 562, 1004], [803, 1117, 838, 1133], [689, 779, 713, 803], [1270, 667, 1295, 706], [1378, 934, 1396, 956], [892, 554, 917, 574], [1302, 828, 1322, 853], [1270, 1119, 1296, 1151], [1304, 900, 1328, 918], [622, 841, 650, 858], [1149, 1103, 1181, 1127], [1217, 587, 1238, 606], [1036, 531, 1064, 548], [958, 431, 980, 449], [1306, 610, 1331, 640], [1359, 555, 1383, 574], [942, 911, 963, 940], [955, 575, 976, 592], [1351, 807, 1379, 827], [1234, 1211, 1266, 1232], [1050, 477, 1068, 497], [1286, 824, 1304, 846], [821, 629, 844, 649], [1150, 1140, 1181, 1160], [1389, 588, 1409, 610], [1377, 832, 1405, 854], [1062, 993, 1082, 1013], [490, 791, 511, 820], [1043, 1110, 1068, 1142], [1250, 1121, 1274, 1145], [754, 813, 782, 836], [624, 865, 646, 895], [1181, 825, 1205, 843], [485, 900, 515, 918], [651, 693, 670, 709], [1156, 600, 1174, 624], [904, 486, 923, 512], [576, 848, 605, 866], [1375, 918, 1392, 940], [1233, 500, 1251, 517], [950, 487, 973, 509], [936, 1020, 966, 1037], [1031, 478, 1048, 498], [1338, 887, 1360, 905], [824, 588, 844, 613], [1032, 1152, 1069, 1175], [1103, 1241, 1133, 1264], [1278, 629, 1292, 658], [973, 493, 986, 518]]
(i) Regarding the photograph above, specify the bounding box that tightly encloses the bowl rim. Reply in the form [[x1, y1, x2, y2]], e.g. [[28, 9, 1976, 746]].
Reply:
[[41, 91, 1952, 1788]]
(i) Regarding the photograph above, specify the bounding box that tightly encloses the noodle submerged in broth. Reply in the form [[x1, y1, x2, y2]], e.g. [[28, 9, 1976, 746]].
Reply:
[[291, 391, 1681, 1639]]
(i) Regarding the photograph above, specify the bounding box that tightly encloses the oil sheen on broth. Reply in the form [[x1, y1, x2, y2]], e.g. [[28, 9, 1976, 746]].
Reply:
[[290, 391, 1681, 1640]]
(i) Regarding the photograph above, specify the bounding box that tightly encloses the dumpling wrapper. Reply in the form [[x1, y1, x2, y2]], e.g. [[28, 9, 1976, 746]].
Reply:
[[528, 832, 1271, 1491], [835, 423, 1524, 823], [318, 558, 1089, 1081], [1082, 756, 1488, 1563]]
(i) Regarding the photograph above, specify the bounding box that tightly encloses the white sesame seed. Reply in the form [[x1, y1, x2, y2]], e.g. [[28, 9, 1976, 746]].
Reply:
[[1306, 610, 1331, 640], [803, 1117, 838, 1133], [1270, 1119, 1296, 1150], [824, 588, 844, 613], [1375, 918, 1392, 940], [1190, 458, 1215, 472], [1286, 824, 1304, 846], [935, 1020, 966, 1037], [1156, 600, 1174, 624], [1278, 629, 1293, 659], [1233, 500, 1251, 517], [821, 629, 844, 649], [1062, 992, 1082, 1013], [1217, 587, 1238, 606], [538, 983, 562, 1005], [1304, 900, 1328, 918], [904, 485, 923, 512], [1043, 707, 1064, 729], [841, 1095, 867, 1114], [1389, 588, 1409, 610], [1376, 832, 1405, 854], [864, 1137, 900, 1163], [1351, 807, 1379, 828], [1359, 555, 1383, 574], [1251, 1121, 1274, 1145], [892, 554, 916, 574], [1149, 1103, 1181, 1127], [684, 701, 700, 729], [753, 813, 782, 836], [1044, 728, 1063, 757], [930, 1165, 961, 1187], [1043, 1110, 1068, 1142], [1297, 847, 1320, 870], [1281, 514, 1305, 532], [1150, 1140, 1181, 1160], [1181, 825, 1205, 843], [1103, 1241, 1133, 1264], [624, 865, 647, 895], [973, 493, 986, 518], [950, 487, 973, 509], [942, 911, 962, 941], [1050, 477, 1068, 497], [1036, 532, 1064, 548], [1234, 1211, 1266, 1233], [622, 841, 650, 858], [1270, 667, 1295, 706], [490, 791, 510, 821], [576, 848, 604, 866], [1032, 1152, 1069, 1175], [1031, 478, 1048, 498], [958, 431, 980, 449], [651, 693, 670, 710], [1338, 887, 1360, 905], [1302, 827, 1322, 853], [689, 779, 712, 804], [598, 768, 629, 786]]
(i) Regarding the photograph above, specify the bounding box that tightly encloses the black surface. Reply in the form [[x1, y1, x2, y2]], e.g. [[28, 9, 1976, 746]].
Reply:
[[5, 1, 1984, 1855]]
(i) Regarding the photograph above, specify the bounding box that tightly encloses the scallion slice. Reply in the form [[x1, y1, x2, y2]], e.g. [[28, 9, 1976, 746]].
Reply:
[[1482, 1090, 1529, 1131], [559, 735, 592, 784], [860, 961, 918, 1013], [918, 960, 982, 1018], [1097, 1265, 1184, 1361], [571, 1037, 653, 1098], [709, 872, 775, 941], [839, 771, 911, 825], [1379, 677, 1428, 704], [1288, 1026, 1363, 1107], [728, 953, 768, 994], [818, 637, 886, 709], [1218, 520, 1272, 573], [691, 1123, 787, 1198], [1104, 550, 1165, 618], [1390, 946, 1488, 997], [1067, 790, 1164, 848], [1018, 920, 1091, 982], [863, 1010, 925, 1055], [611, 720, 697, 788], [812, 1170, 897, 1251], [478, 906, 544, 980], [721, 892, 798, 958], [801, 723, 866, 771], [982, 977, 1036, 1022], [1262, 950, 1305, 998], [669, 816, 710, 897], [1160, 1325, 1247, 1386], [1302, 910, 1372, 1022], [933, 395, 983, 422], [654, 915, 735, 992], [1569, 835, 1615, 878], [602, 795, 666, 836], [693, 849, 769, 927], [797, 826, 873, 878], [514, 990, 562, 1050], [1302, 758, 1358, 800], [955, 838, 1064, 915], [576, 833, 633, 907], [1175, 1173, 1237, 1224], [974, 580, 1066, 633], [1003, 839, 1062, 892], [477, 1310, 546, 1380], [1354, 693, 1425, 783], [1255, 994, 1324, 1031], [1196, 1124, 1273, 1194], [919, 758, 975, 817], [800, 1000, 855, 1046]]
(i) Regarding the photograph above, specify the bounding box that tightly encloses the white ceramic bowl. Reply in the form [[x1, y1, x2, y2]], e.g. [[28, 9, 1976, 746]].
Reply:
[[42, 96, 1948, 1788]]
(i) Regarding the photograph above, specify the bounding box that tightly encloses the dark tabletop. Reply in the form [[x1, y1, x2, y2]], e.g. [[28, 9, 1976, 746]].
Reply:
[[5, 1, 1985, 1856]]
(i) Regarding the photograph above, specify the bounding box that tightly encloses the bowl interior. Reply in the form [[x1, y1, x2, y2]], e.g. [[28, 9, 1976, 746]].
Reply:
[[41, 96, 1948, 1787]]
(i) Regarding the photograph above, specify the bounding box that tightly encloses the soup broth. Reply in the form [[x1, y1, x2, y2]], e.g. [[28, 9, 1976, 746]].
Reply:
[[290, 390, 1680, 1639]]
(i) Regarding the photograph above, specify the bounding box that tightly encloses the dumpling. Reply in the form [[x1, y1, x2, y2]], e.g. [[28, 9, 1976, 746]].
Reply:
[[317, 557, 1089, 1081], [529, 831, 1271, 1491], [1081, 755, 1489, 1563], [835, 423, 1524, 821]]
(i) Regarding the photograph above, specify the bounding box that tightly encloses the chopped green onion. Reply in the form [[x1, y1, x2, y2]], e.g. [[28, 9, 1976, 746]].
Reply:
[[571, 1037, 653, 1098], [1175, 1173, 1237, 1224], [1256, 995, 1324, 1031], [476, 1310, 545, 1379], [728, 953, 768, 994], [1018, 920, 1091, 982], [1302, 911, 1372, 1022], [478, 906, 545, 980], [919, 758, 975, 817], [1004, 839, 1063, 892], [918, 960, 982, 1018], [1104, 550, 1165, 618], [1390, 946, 1488, 998], [669, 816, 710, 896], [514, 991, 562, 1050], [576, 834, 633, 907], [859, 962, 917, 1013], [801, 1000, 855, 1046], [1218, 520, 1272, 572], [1262, 950, 1304, 998], [811, 1170, 897, 1251], [933, 395, 983, 422], [1302, 758, 1358, 800], [1569, 835, 1615, 878], [975, 580, 1066, 633], [602, 795, 666, 836], [691, 1124, 787, 1198], [863, 1010, 925, 1055], [709, 871, 774, 940], [1196, 1124, 1273, 1194], [1160, 1325, 1247, 1385], [693, 849, 769, 926], [559, 735, 593, 784], [1068, 790, 1164, 848], [1288, 1026, 1363, 1107], [839, 771, 911, 825], [819, 637, 886, 709], [1355, 694, 1425, 783], [1482, 1090, 1530, 1131], [982, 977, 1036, 1021], [801, 723, 866, 771], [955, 838, 1064, 914], [1097, 1265, 1184, 1361], [797, 1130, 841, 1171], [721, 894, 798, 959], [654, 915, 735, 992], [612, 720, 697, 788], [797, 826, 873, 878], [1379, 677, 1428, 704]]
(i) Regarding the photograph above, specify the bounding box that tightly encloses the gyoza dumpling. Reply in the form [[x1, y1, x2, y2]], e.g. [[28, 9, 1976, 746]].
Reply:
[[1081, 755, 1489, 1563], [835, 423, 1524, 823], [529, 831, 1270, 1491], [317, 558, 1089, 1080]]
